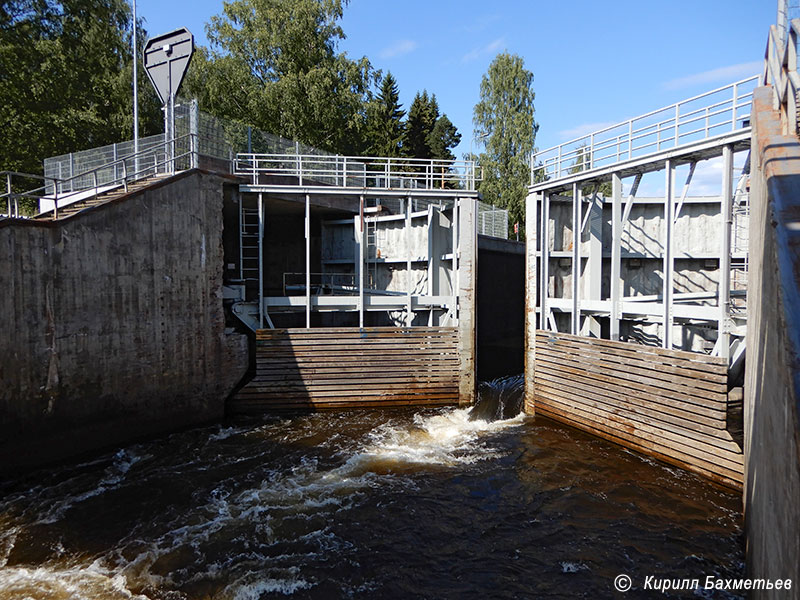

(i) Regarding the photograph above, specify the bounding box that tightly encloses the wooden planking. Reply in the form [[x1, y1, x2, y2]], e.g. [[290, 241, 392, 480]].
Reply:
[[533, 330, 743, 490], [230, 327, 460, 413]]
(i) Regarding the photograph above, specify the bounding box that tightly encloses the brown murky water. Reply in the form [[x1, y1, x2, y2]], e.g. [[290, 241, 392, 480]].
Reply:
[[0, 377, 743, 599]]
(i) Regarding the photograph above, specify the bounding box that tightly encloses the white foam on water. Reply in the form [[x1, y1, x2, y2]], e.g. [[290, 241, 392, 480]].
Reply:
[[227, 572, 313, 599], [0, 563, 149, 600], [0, 405, 526, 598]]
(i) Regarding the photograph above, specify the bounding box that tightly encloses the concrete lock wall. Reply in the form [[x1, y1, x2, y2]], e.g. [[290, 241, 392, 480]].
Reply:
[[0, 170, 249, 473], [745, 86, 800, 596]]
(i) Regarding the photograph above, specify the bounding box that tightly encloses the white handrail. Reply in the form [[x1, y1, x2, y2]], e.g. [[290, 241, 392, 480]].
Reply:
[[532, 75, 759, 183], [234, 153, 483, 192]]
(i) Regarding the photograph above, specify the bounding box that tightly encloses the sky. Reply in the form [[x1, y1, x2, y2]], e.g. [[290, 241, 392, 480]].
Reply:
[[136, 0, 776, 192]]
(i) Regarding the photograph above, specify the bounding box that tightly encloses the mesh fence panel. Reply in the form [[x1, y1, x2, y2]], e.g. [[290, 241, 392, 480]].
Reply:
[[477, 201, 509, 239]]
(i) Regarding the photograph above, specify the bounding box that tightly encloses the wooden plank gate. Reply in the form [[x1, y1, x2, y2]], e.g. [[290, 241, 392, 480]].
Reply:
[[230, 326, 460, 413], [532, 331, 743, 490]]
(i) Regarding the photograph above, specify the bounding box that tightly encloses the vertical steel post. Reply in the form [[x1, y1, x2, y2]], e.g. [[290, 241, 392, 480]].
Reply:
[[427, 204, 435, 326], [359, 195, 365, 328], [406, 198, 413, 326], [571, 183, 580, 335], [258, 193, 264, 329], [189, 99, 199, 169], [610, 172, 622, 340], [663, 160, 675, 349], [132, 0, 139, 161], [452, 198, 459, 325], [305, 193, 311, 328], [6, 174, 11, 218], [719, 144, 734, 361], [540, 191, 550, 331]]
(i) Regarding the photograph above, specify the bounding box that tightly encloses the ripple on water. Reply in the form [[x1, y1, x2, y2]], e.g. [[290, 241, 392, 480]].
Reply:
[[0, 377, 744, 599]]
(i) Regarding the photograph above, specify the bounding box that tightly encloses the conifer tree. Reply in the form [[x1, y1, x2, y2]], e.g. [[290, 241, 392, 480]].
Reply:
[[365, 72, 405, 156], [403, 91, 439, 159]]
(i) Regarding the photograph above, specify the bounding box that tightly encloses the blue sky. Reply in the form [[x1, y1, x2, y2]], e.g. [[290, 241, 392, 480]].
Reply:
[[137, 0, 774, 168]]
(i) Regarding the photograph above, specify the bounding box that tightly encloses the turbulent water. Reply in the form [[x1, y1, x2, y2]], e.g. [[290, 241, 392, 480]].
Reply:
[[0, 376, 743, 599]]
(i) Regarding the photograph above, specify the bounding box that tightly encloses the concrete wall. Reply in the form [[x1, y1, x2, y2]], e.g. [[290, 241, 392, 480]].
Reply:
[[0, 170, 249, 473], [745, 86, 800, 597]]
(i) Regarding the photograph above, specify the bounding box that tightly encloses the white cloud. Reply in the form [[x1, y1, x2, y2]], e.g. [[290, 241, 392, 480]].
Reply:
[[461, 37, 506, 63], [557, 121, 618, 141], [379, 39, 418, 59], [661, 61, 762, 91]]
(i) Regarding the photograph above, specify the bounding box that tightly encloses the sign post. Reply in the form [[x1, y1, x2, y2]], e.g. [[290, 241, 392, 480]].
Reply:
[[143, 28, 194, 173]]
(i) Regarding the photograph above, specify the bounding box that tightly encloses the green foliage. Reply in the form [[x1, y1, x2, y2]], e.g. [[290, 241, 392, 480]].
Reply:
[[183, 0, 376, 155], [0, 0, 162, 180], [402, 90, 460, 164], [403, 90, 438, 159], [364, 72, 404, 156], [472, 52, 538, 230], [428, 114, 461, 161]]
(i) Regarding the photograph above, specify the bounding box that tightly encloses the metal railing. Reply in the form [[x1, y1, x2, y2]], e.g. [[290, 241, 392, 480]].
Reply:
[[2, 133, 197, 219], [532, 76, 759, 183], [764, 18, 800, 136], [235, 153, 482, 191]]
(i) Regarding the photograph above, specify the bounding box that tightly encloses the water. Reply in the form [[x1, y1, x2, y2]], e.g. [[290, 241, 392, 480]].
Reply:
[[0, 376, 744, 598]]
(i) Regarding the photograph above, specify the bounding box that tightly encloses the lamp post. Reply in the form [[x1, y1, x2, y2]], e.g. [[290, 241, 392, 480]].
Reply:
[[132, 0, 139, 168]]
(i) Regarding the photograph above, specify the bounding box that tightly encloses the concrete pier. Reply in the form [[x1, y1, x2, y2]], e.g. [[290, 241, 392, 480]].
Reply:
[[0, 170, 248, 473]]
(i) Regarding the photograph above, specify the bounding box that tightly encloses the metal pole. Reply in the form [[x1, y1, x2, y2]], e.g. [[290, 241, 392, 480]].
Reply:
[[189, 99, 198, 169], [610, 172, 622, 340], [132, 0, 139, 161], [719, 145, 734, 361], [258, 192, 264, 329], [571, 183, 580, 335], [359, 195, 365, 328], [452, 199, 459, 325], [305, 193, 311, 328], [406, 198, 413, 327], [427, 203, 434, 326], [541, 191, 550, 331], [663, 160, 675, 349]]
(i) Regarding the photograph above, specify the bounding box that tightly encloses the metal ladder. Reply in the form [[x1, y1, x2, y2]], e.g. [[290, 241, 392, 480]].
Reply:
[[239, 200, 260, 285], [365, 200, 380, 289]]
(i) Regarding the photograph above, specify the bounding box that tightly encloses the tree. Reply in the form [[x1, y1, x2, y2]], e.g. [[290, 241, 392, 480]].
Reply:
[[0, 0, 162, 187], [365, 71, 404, 156], [472, 52, 538, 230], [183, 0, 375, 155], [428, 114, 461, 161], [403, 90, 439, 159]]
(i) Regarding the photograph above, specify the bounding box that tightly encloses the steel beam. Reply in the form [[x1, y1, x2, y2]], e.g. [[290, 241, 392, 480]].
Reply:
[[357, 195, 365, 327], [611, 173, 622, 340], [258, 192, 264, 329], [663, 160, 675, 348], [305, 193, 311, 328], [406, 198, 413, 326], [571, 183, 581, 334], [541, 191, 551, 331], [719, 144, 734, 361]]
